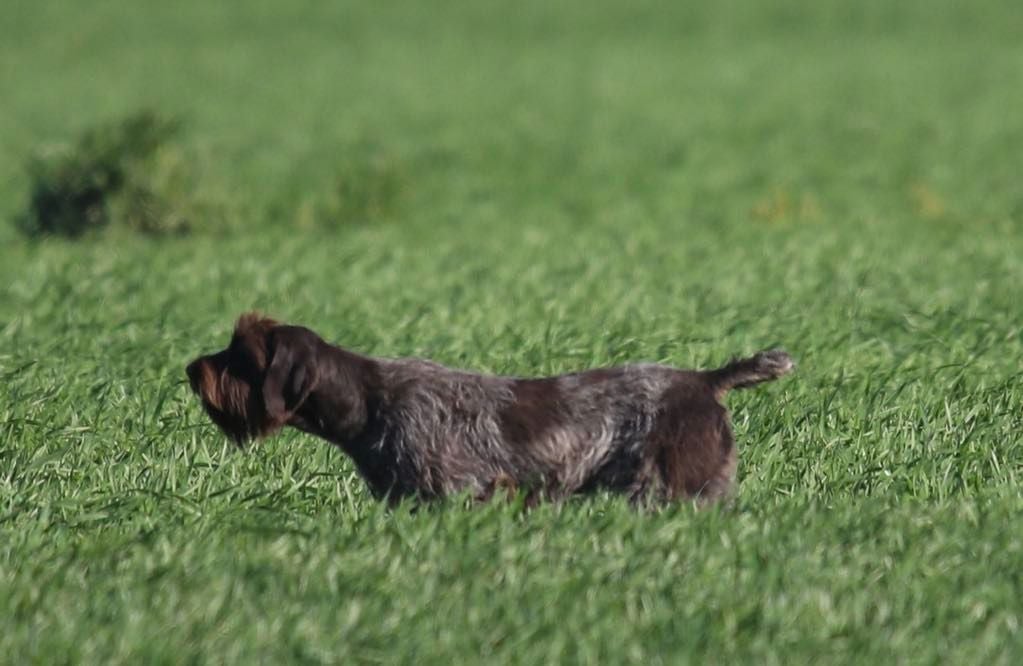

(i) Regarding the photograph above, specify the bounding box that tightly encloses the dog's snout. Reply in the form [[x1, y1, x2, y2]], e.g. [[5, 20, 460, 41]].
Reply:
[[185, 359, 203, 392]]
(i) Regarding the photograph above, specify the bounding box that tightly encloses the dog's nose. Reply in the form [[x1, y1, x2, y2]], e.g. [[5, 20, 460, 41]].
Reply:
[[185, 359, 202, 391]]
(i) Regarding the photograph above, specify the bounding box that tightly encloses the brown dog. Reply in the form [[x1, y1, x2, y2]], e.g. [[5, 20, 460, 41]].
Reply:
[[186, 313, 794, 506]]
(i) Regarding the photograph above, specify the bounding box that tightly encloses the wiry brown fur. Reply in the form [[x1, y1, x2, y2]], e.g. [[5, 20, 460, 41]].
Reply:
[[185, 313, 281, 443], [186, 313, 795, 507]]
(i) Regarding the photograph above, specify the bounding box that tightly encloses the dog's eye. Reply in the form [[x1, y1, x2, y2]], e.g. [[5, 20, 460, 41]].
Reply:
[[224, 354, 244, 373], [226, 338, 250, 363], [223, 349, 262, 384]]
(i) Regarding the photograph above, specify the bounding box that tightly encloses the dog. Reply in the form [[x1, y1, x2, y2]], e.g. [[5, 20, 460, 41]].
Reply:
[[185, 313, 794, 506]]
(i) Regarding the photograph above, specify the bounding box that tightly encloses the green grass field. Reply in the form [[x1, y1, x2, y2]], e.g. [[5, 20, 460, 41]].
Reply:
[[3, 1, 1023, 662]]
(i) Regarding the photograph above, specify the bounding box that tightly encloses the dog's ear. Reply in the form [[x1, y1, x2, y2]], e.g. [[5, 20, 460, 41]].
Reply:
[[262, 334, 318, 423]]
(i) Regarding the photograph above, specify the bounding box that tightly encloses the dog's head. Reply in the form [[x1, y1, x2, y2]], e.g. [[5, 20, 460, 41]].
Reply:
[[186, 313, 318, 445]]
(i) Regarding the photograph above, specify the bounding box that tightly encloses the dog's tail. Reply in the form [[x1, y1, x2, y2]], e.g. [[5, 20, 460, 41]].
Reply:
[[705, 349, 795, 398]]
